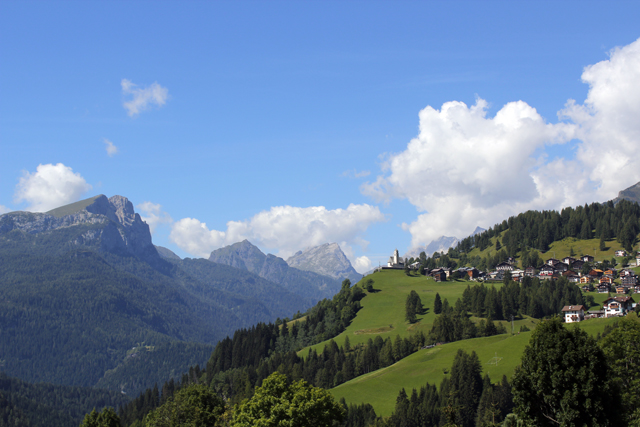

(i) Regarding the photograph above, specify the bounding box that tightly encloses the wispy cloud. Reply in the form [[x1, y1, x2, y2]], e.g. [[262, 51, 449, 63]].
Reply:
[[0, 205, 9, 215], [14, 163, 92, 212], [342, 169, 371, 179], [103, 138, 118, 157], [121, 79, 169, 117]]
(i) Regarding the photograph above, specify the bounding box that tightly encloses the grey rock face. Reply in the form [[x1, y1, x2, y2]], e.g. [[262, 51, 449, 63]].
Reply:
[[286, 243, 360, 282], [0, 195, 159, 263], [613, 181, 640, 205], [209, 240, 343, 302]]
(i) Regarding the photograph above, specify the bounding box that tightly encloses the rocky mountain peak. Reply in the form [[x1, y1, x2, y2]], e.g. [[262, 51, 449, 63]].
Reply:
[[286, 243, 361, 283]]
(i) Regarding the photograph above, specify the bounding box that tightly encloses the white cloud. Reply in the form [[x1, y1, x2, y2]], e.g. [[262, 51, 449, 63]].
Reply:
[[342, 169, 371, 178], [560, 37, 640, 200], [121, 79, 169, 117], [0, 205, 10, 215], [137, 201, 173, 234], [353, 256, 372, 273], [14, 163, 92, 212], [364, 37, 640, 251], [104, 138, 119, 157], [170, 204, 386, 260]]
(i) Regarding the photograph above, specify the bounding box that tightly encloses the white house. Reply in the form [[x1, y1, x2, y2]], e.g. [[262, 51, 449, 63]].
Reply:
[[562, 305, 585, 323], [603, 296, 635, 318]]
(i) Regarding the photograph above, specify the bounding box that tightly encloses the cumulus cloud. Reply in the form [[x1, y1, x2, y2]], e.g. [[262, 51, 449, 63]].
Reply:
[[14, 163, 92, 212], [364, 37, 640, 250], [353, 256, 372, 273], [104, 138, 118, 157], [170, 204, 386, 260], [137, 201, 173, 234], [121, 79, 169, 117]]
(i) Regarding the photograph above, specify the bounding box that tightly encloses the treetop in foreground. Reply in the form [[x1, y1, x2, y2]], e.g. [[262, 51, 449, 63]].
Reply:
[[232, 372, 345, 427], [512, 317, 621, 426]]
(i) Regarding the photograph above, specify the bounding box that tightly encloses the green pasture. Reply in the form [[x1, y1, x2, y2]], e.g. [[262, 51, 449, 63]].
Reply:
[[330, 316, 619, 417], [299, 270, 492, 357], [463, 234, 638, 269]]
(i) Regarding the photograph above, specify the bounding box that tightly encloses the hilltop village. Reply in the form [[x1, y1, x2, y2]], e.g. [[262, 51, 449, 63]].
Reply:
[[382, 247, 640, 321]]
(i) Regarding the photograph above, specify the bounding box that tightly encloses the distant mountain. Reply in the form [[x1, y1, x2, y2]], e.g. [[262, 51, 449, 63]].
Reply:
[[405, 226, 486, 259], [209, 240, 343, 303], [286, 243, 362, 284], [156, 245, 181, 260], [613, 180, 640, 205], [0, 195, 315, 396]]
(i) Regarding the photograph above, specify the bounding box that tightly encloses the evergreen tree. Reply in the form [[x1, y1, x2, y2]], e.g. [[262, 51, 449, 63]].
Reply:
[[512, 318, 621, 426], [434, 293, 443, 314]]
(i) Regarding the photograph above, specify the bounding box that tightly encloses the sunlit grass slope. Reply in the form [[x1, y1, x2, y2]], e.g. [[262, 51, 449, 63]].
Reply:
[[330, 316, 619, 417], [299, 270, 486, 357]]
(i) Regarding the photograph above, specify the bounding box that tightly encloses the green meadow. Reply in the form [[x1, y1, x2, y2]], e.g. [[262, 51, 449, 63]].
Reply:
[[294, 268, 631, 417], [329, 315, 620, 417], [299, 270, 489, 357]]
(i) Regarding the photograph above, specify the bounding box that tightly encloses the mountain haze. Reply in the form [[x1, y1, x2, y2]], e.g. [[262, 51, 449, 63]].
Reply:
[[209, 240, 343, 304], [0, 195, 317, 395], [286, 243, 361, 284]]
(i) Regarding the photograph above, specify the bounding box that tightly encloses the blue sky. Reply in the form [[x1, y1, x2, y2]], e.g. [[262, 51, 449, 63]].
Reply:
[[2, 1, 640, 272]]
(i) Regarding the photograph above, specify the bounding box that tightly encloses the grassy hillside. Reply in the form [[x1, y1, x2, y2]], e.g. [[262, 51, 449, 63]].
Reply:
[[299, 270, 488, 357], [295, 269, 633, 417], [330, 314, 620, 417]]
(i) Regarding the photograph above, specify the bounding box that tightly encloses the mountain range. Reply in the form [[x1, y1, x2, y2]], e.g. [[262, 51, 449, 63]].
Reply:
[[405, 226, 486, 259], [209, 240, 343, 305], [0, 195, 345, 396]]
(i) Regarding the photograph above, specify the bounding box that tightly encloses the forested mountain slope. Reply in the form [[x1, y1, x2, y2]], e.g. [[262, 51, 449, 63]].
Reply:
[[0, 195, 321, 397]]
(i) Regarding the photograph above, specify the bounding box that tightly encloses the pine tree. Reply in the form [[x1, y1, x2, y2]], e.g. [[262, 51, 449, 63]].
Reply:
[[434, 293, 443, 314]]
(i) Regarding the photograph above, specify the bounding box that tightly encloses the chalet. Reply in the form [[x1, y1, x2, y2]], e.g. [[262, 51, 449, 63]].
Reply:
[[539, 265, 557, 276], [586, 310, 605, 319], [589, 269, 603, 279], [562, 305, 585, 323], [554, 262, 569, 272], [621, 275, 638, 286], [603, 269, 616, 277], [616, 286, 627, 294], [546, 258, 560, 266], [432, 270, 446, 282], [467, 268, 480, 279], [409, 261, 421, 270], [603, 296, 635, 317], [597, 283, 610, 293], [635, 284, 640, 293], [571, 260, 585, 271], [620, 269, 634, 277], [496, 262, 514, 271], [615, 250, 627, 257], [582, 255, 595, 263], [563, 271, 580, 283], [599, 276, 614, 285], [580, 276, 592, 285], [563, 256, 577, 265], [524, 266, 536, 276]]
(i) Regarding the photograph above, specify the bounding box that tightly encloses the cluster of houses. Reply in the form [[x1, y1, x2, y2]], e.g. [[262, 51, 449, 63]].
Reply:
[[562, 295, 636, 323], [381, 249, 639, 322]]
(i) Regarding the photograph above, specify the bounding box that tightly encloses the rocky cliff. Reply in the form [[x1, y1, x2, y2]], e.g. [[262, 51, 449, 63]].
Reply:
[[286, 243, 361, 283], [0, 194, 161, 266], [209, 240, 343, 302], [613, 180, 640, 205]]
